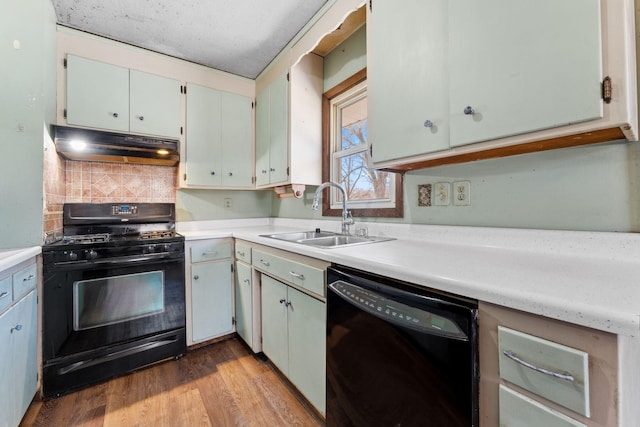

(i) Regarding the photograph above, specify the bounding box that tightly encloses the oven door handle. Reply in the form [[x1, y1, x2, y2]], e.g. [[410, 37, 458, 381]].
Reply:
[[91, 253, 178, 265]]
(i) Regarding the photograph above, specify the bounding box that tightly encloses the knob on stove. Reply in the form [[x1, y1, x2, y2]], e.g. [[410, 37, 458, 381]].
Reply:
[[85, 249, 98, 260], [68, 251, 78, 261]]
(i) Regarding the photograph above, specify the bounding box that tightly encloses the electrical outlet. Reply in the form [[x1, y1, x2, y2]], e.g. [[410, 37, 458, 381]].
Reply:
[[453, 181, 471, 206], [224, 198, 233, 209], [434, 182, 450, 206]]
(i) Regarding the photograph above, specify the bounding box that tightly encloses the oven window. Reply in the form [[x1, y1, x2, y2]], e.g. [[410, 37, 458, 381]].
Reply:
[[73, 271, 165, 330]]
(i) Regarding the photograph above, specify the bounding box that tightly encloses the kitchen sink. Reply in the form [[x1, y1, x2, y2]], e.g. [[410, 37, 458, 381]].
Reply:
[[261, 230, 394, 248]]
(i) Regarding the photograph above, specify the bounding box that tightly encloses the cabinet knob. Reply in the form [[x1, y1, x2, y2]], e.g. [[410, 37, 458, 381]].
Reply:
[[243, 279, 250, 285], [463, 106, 475, 115], [210, 171, 216, 175], [261, 170, 267, 174], [112, 113, 119, 118], [138, 116, 144, 121], [423, 120, 433, 128], [270, 168, 276, 172], [194, 275, 199, 280], [279, 298, 286, 304], [228, 172, 233, 176], [10, 324, 22, 333]]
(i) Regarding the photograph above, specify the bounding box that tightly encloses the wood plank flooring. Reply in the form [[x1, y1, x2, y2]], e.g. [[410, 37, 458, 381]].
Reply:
[[21, 338, 324, 427]]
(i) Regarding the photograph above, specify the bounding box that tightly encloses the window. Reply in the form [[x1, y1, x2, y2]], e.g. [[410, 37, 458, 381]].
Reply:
[[321, 69, 403, 218]]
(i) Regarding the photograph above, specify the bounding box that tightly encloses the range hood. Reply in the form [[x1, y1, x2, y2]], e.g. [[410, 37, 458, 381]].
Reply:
[[53, 126, 180, 166]]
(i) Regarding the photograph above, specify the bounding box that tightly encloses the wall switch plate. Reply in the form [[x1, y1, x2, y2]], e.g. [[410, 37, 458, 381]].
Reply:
[[453, 181, 471, 206], [434, 182, 451, 206], [224, 198, 233, 209]]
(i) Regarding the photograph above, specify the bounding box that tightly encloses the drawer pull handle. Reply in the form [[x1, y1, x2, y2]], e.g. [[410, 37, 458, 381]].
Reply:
[[237, 251, 245, 257], [0, 291, 8, 299], [243, 279, 250, 285], [202, 251, 218, 256], [260, 260, 270, 267], [23, 274, 35, 282], [503, 350, 575, 382], [289, 271, 305, 280], [11, 324, 22, 333]]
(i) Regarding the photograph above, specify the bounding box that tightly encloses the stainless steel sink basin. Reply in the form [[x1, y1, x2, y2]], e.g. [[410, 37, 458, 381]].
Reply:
[[261, 230, 339, 242], [261, 230, 394, 248]]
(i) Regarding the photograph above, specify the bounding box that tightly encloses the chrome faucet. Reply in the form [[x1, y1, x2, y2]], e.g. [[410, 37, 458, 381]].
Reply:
[[312, 181, 354, 235]]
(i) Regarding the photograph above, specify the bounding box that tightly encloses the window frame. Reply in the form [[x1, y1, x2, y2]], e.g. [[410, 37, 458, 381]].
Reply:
[[321, 68, 404, 218]]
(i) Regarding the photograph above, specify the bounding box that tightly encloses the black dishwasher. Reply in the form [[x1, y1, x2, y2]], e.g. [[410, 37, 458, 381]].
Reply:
[[326, 265, 478, 427]]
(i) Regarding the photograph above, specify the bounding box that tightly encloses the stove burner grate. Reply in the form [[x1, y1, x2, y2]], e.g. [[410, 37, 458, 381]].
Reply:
[[62, 233, 111, 244]]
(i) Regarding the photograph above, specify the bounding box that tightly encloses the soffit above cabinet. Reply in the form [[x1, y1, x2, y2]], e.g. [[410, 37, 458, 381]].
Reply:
[[49, 0, 328, 79]]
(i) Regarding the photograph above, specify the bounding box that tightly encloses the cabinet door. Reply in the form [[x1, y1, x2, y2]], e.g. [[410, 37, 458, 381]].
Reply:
[[0, 304, 13, 427], [12, 291, 37, 426], [260, 275, 289, 375], [185, 83, 223, 186], [129, 70, 181, 138], [191, 260, 233, 342], [268, 73, 289, 185], [448, 0, 603, 147], [221, 92, 254, 188], [234, 261, 253, 347], [287, 287, 326, 415], [66, 55, 129, 132], [255, 88, 271, 186], [368, 0, 449, 163]]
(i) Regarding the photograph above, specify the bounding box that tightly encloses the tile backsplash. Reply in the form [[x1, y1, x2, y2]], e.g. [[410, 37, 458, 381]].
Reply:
[[43, 136, 177, 238]]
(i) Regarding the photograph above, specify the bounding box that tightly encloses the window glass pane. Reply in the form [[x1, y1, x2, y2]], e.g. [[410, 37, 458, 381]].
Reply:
[[337, 152, 391, 202], [340, 96, 368, 151]]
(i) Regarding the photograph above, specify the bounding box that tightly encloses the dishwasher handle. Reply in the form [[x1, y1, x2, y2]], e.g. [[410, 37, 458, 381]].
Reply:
[[328, 280, 469, 341]]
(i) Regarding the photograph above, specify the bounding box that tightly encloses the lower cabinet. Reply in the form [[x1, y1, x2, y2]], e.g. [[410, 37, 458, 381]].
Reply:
[[234, 260, 253, 349], [261, 275, 326, 416], [479, 302, 624, 427], [186, 239, 234, 345], [0, 259, 38, 427]]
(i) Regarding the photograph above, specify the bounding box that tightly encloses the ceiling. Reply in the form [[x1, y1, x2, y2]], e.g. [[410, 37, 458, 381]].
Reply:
[[50, 0, 329, 79]]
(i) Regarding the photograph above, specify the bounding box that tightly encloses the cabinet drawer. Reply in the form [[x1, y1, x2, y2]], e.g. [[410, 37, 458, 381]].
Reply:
[[253, 249, 324, 297], [191, 240, 232, 262], [235, 243, 251, 264], [499, 385, 586, 427], [0, 276, 11, 313], [498, 326, 589, 417], [12, 263, 37, 300]]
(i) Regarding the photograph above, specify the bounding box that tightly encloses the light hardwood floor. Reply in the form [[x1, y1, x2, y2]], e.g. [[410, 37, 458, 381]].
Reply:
[[21, 338, 324, 427]]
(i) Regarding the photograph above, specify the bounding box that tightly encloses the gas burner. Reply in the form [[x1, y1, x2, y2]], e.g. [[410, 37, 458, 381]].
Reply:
[[140, 230, 177, 240], [62, 233, 111, 244]]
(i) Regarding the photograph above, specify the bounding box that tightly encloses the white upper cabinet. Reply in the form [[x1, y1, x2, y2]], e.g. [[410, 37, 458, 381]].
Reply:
[[255, 54, 323, 188], [367, 0, 449, 163], [448, 0, 602, 147], [368, 0, 637, 170], [66, 55, 182, 138], [184, 83, 254, 188]]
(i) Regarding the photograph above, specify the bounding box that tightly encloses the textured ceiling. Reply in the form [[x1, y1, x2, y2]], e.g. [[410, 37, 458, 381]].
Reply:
[[50, 0, 329, 79]]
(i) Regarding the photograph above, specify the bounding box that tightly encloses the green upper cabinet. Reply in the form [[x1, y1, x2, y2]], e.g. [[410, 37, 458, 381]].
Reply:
[[255, 71, 289, 186], [448, 0, 602, 147], [129, 69, 182, 138], [367, 0, 449, 163], [368, 0, 637, 169], [184, 83, 253, 188], [66, 55, 181, 138], [66, 55, 129, 133], [255, 53, 323, 188]]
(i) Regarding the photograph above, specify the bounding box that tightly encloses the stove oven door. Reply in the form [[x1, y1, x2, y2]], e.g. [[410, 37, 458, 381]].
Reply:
[[42, 253, 185, 396]]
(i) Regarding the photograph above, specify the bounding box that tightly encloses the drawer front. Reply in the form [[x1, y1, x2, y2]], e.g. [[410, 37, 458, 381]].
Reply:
[[499, 385, 586, 427], [12, 263, 37, 300], [0, 276, 11, 313], [235, 243, 252, 264], [498, 326, 589, 417], [253, 249, 324, 297], [191, 240, 232, 263]]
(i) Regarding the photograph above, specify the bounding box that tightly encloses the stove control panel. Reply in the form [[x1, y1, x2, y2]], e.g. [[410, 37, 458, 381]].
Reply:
[[111, 205, 138, 215]]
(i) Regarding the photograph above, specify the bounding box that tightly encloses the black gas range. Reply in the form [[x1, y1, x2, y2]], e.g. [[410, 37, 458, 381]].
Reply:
[[42, 203, 186, 397]]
